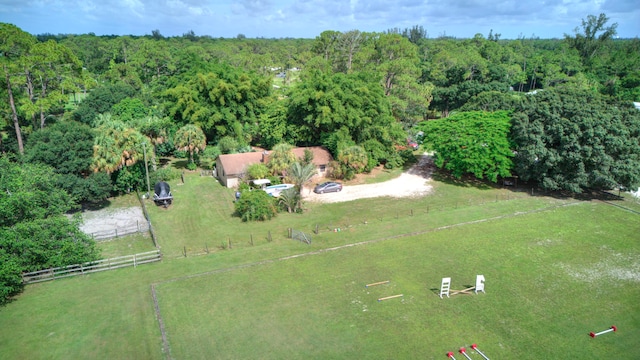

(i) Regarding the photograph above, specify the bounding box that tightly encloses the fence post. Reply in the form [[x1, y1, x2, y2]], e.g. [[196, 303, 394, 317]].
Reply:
[[228, 237, 232, 249], [268, 231, 272, 242], [315, 224, 319, 234], [134, 253, 137, 268], [250, 234, 254, 246], [410, 209, 413, 216], [115, 228, 118, 238], [183, 246, 187, 257], [205, 243, 209, 253]]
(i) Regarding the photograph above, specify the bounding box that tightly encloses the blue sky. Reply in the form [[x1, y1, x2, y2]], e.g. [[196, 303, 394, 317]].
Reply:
[[2, 0, 639, 39]]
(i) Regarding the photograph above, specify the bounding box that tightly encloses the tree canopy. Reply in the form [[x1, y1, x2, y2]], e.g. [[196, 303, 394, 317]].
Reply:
[[511, 87, 640, 192], [419, 111, 514, 182]]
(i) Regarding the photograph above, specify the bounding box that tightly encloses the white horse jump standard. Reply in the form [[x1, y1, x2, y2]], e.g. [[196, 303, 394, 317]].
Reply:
[[440, 275, 485, 299]]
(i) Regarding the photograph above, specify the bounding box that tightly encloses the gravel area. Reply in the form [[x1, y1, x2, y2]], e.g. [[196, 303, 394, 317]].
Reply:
[[77, 207, 147, 235], [303, 153, 435, 203]]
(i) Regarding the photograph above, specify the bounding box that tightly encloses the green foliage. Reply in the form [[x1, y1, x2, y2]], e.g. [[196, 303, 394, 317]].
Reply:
[[198, 146, 221, 170], [150, 167, 182, 183], [267, 143, 296, 176], [24, 121, 112, 203], [0, 250, 23, 305], [25, 121, 94, 175], [0, 216, 100, 272], [73, 83, 137, 125], [55, 172, 112, 204], [511, 88, 640, 192], [0, 157, 75, 227], [217, 136, 239, 154], [91, 118, 148, 173], [111, 97, 149, 122], [246, 163, 270, 180], [287, 70, 404, 164], [164, 62, 272, 142], [174, 124, 206, 164], [112, 163, 145, 193], [234, 190, 277, 221], [278, 188, 300, 213], [419, 111, 514, 182], [0, 156, 99, 305], [337, 145, 368, 176]]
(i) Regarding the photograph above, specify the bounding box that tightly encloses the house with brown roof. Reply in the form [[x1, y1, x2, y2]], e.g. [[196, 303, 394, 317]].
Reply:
[[215, 146, 333, 188]]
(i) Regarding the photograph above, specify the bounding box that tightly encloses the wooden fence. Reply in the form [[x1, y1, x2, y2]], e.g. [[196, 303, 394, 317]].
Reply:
[[21, 250, 161, 284]]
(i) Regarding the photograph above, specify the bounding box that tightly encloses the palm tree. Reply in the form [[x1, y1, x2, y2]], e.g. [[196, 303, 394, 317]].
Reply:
[[267, 143, 296, 177], [91, 116, 148, 173], [338, 145, 368, 173], [174, 124, 206, 165], [287, 162, 317, 194], [278, 188, 299, 213], [286, 162, 316, 212]]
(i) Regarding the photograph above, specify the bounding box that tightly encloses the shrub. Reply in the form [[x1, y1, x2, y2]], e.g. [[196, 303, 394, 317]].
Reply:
[[234, 190, 277, 221]]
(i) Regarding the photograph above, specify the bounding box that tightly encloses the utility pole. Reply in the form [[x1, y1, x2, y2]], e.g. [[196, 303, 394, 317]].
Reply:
[[142, 141, 151, 197]]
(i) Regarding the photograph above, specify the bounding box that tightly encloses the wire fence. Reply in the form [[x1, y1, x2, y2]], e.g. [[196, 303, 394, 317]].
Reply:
[[88, 221, 150, 241]]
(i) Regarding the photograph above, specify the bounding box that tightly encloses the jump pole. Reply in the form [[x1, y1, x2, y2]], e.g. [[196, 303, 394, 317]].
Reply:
[[458, 347, 472, 360], [471, 344, 490, 360], [590, 325, 617, 338], [446, 351, 457, 359], [366, 280, 390, 288], [377, 294, 403, 302]]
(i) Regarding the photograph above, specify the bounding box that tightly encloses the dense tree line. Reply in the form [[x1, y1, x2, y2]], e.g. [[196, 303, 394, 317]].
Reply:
[[1, 13, 639, 303]]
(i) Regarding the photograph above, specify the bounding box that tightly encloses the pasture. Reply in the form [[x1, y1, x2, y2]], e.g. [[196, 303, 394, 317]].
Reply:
[[0, 171, 638, 359]]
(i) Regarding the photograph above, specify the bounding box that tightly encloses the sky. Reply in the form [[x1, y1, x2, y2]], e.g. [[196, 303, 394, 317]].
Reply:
[[1, 0, 639, 40]]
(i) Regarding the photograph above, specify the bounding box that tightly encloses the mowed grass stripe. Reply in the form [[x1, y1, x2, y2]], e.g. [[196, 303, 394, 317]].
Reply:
[[154, 202, 640, 359]]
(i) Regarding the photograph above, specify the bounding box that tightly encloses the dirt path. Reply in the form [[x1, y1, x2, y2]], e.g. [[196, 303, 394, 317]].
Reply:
[[303, 153, 435, 203]]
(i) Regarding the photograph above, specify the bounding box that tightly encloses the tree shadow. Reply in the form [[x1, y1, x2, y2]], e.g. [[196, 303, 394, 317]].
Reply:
[[430, 169, 495, 190]]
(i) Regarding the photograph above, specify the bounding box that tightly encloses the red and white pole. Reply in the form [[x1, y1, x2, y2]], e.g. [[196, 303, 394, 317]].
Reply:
[[590, 325, 617, 338], [471, 343, 490, 360], [458, 347, 473, 360], [446, 351, 457, 359]]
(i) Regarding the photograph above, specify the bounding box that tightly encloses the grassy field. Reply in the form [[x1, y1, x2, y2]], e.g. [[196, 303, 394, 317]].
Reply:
[[0, 171, 638, 359]]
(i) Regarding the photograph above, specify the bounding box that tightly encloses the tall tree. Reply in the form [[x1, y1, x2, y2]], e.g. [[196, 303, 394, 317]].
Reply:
[[20, 40, 82, 129], [418, 111, 514, 182], [0, 23, 35, 154], [511, 87, 640, 192], [24, 121, 112, 203], [267, 143, 296, 177], [174, 124, 206, 165], [565, 13, 617, 63]]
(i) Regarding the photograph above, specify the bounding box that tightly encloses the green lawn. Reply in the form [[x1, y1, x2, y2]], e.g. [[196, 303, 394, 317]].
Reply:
[[0, 172, 638, 359]]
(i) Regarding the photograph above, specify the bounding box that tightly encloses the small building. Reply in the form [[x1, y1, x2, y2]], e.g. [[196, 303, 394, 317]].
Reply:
[[215, 146, 333, 188]]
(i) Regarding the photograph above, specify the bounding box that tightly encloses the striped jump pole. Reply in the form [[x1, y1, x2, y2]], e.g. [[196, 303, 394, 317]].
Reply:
[[471, 344, 490, 360], [446, 351, 457, 359], [590, 325, 617, 338], [458, 347, 472, 360]]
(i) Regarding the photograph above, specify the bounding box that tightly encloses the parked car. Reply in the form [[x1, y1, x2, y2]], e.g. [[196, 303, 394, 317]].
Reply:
[[313, 182, 343, 194]]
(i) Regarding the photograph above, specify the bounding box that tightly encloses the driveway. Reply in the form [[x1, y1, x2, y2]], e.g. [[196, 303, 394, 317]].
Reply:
[[303, 153, 434, 203]]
